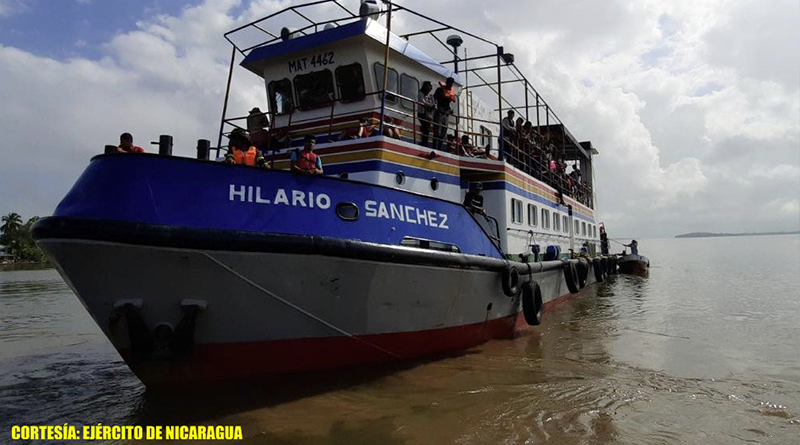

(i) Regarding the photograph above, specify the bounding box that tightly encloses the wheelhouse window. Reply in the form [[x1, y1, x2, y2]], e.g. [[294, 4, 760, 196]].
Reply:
[[335, 63, 365, 103], [294, 69, 335, 110], [374, 63, 398, 103], [268, 79, 294, 115], [480, 125, 493, 150], [511, 198, 523, 224], [541, 208, 550, 229], [527, 204, 537, 227], [400, 73, 419, 109], [563, 215, 569, 233]]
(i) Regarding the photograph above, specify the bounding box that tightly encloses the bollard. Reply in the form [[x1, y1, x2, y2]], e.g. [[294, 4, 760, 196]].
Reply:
[[104, 145, 117, 154], [196, 139, 211, 160], [156, 135, 173, 156]]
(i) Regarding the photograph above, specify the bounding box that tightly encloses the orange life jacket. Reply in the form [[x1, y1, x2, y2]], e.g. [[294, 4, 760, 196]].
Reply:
[[439, 82, 457, 101], [233, 147, 259, 166], [295, 150, 318, 171]]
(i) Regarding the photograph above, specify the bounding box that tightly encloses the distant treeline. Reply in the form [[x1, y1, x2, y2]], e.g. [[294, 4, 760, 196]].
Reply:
[[1, 213, 47, 263], [675, 231, 800, 239]]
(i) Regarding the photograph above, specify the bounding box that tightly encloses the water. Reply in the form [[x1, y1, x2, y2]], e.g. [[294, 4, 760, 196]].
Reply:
[[1, 235, 799, 444]]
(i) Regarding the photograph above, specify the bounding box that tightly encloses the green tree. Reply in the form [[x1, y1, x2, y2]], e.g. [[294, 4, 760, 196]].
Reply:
[[1, 212, 22, 234], [1, 214, 46, 263]]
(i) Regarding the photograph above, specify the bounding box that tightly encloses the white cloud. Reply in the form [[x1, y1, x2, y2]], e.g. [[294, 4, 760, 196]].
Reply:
[[0, 0, 798, 237], [0, 0, 29, 17]]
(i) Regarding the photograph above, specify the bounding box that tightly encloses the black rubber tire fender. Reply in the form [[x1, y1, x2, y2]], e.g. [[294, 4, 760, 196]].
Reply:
[[593, 258, 604, 283], [502, 265, 521, 297], [576, 259, 589, 288], [563, 262, 580, 294], [522, 281, 544, 326]]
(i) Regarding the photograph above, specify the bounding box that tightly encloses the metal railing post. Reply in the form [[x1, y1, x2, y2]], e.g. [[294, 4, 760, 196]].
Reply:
[[217, 46, 237, 151]]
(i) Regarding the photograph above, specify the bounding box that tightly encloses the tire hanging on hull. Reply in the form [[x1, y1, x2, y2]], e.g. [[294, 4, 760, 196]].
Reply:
[[522, 281, 543, 325], [576, 259, 589, 289], [593, 258, 604, 283], [502, 264, 521, 297], [564, 262, 580, 294]]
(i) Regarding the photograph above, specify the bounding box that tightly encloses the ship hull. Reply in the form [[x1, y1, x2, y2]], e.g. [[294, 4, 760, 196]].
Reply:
[[35, 228, 589, 387]]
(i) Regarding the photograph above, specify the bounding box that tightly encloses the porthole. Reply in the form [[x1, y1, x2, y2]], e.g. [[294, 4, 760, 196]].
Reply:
[[430, 177, 439, 190], [338, 172, 349, 179], [395, 171, 406, 185], [335, 202, 359, 221]]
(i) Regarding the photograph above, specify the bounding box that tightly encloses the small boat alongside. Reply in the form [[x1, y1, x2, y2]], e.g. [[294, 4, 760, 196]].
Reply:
[[617, 253, 649, 275]]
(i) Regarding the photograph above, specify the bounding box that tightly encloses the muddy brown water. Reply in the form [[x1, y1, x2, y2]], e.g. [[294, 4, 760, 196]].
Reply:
[[1, 235, 799, 444]]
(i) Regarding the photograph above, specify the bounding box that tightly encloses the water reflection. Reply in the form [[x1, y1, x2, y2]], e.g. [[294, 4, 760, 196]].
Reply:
[[2, 236, 800, 445]]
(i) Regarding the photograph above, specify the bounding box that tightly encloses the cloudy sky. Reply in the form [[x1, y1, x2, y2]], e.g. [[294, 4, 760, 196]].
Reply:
[[0, 0, 797, 238]]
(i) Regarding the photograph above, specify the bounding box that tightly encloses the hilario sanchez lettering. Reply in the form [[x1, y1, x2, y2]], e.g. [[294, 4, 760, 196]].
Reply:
[[10, 424, 243, 441], [228, 184, 451, 230]]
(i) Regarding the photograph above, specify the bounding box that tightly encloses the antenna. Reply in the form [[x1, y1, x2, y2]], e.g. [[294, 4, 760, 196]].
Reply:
[[446, 34, 463, 73]]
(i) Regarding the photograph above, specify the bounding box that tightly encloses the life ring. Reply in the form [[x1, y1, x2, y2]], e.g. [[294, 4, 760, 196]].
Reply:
[[502, 265, 521, 297], [563, 262, 579, 294], [522, 281, 543, 325], [593, 258, 604, 283], [576, 259, 589, 288]]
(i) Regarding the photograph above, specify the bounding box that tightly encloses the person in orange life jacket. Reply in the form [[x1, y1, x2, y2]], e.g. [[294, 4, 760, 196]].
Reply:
[[117, 132, 145, 153], [432, 77, 456, 151], [224, 128, 268, 168], [291, 134, 323, 175]]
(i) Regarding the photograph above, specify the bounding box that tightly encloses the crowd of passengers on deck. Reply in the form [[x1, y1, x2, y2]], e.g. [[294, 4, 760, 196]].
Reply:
[[115, 75, 591, 204]]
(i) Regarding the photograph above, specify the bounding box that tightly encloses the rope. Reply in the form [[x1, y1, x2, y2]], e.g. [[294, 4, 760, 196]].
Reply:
[[201, 252, 402, 359]]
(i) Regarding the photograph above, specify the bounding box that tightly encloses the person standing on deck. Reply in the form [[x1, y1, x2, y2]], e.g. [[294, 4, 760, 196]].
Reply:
[[432, 77, 456, 151], [463, 182, 486, 215], [600, 224, 609, 255], [225, 129, 269, 169], [291, 135, 323, 176], [623, 240, 638, 255], [501, 110, 516, 151], [247, 107, 270, 150], [417, 81, 435, 147]]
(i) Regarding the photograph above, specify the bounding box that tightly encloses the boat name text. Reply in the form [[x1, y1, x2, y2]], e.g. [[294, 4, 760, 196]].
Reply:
[[365, 200, 449, 229], [229, 185, 331, 209]]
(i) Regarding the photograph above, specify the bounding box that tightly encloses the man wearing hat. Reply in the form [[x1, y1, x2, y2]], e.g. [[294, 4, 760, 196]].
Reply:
[[432, 77, 457, 151], [463, 182, 486, 215], [247, 107, 270, 150], [225, 128, 268, 168], [291, 134, 323, 175]]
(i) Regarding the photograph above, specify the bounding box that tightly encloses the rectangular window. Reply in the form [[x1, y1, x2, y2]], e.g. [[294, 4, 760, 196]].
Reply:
[[480, 125, 493, 150], [541, 208, 550, 229], [527, 204, 538, 226], [400, 73, 419, 109], [511, 198, 523, 224], [574, 220, 579, 235], [563, 215, 569, 233], [374, 63, 398, 103], [294, 69, 334, 110], [593, 225, 597, 238], [582, 222, 587, 236], [335, 63, 365, 103], [268, 79, 294, 115], [553, 213, 560, 232]]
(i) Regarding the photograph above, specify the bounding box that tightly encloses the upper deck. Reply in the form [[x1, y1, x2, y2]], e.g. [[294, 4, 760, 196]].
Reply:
[[216, 0, 600, 253]]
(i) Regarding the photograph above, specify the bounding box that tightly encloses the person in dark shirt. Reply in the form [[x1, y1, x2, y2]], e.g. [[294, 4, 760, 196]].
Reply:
[[432, 77, 456, 150], [463, 182, 486, 215], [600, 224, 609, 255], [623, 239, 638, 255]]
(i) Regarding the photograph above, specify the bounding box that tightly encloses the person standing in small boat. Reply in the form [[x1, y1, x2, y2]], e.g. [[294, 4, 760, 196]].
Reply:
[[624, 240, 638, 255]]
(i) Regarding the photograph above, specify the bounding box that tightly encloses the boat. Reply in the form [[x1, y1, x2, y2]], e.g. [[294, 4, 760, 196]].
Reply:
[[32, 0, 608, 388], [617, 254, 650, 274]]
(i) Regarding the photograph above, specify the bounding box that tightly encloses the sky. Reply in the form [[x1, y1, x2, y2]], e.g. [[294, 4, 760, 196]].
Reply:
[[0, 0, 798, 238]]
